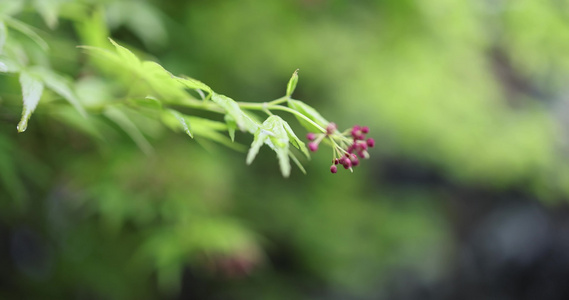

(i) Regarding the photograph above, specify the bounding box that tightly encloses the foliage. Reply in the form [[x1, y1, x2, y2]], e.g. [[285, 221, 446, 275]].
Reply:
[[0, 4, 329, 177], [1, 0, 568, 299]]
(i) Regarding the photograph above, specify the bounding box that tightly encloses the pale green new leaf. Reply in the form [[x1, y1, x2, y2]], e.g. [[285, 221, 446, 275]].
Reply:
[[246, 128, 270, 165], [141, 61, 188, 100], [0, 55, 21, 73], [161, 111, 242, 150], [246, 115, 293, 177], [128, 96, 162, 111], [282, 121, 309, 158], [30, 67, 86, 117], [211, 93, 258, 133], [108, 38, 140, 68], [81, 42, 189, 100], [224, 115, 237, 142], [287, 99, 329, 133], [175, 75, 212, 97], [78, 45, 116, 62], [263, 116, 291, 177], [164, 109, 193, 138], [4, 17, 48, 51], [17, 72, 44, 132], [187, 117, 244, 151]]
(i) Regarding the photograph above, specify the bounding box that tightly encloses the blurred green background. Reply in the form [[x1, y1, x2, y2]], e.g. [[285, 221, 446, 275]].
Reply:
[[2, 0, 569, 299]]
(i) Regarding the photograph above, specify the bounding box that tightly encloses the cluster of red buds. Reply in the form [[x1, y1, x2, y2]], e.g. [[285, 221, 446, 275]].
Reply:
[[306, 123, 374, 174]]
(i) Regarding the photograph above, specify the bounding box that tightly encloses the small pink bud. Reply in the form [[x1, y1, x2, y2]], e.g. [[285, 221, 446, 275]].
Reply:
[[306, 132, 316, 141], [361, 126, 369, 134], [342, 159, 352, 169], [352, 130, 364, 140], [351, 129, 359, 139], [330, 165, 337, 173], [326, 122, 337, 135], [308, 142, 318, 152], [366, 138, 375, 148], [350, 154, 359, 166], [352, 125, 361, 131], [358, 150, 370, 159], [347, 144, 355, 153], [334, 158, 339, 165]]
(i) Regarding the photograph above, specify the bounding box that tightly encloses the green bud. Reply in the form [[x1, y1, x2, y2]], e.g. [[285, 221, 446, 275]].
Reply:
[[286, 69, 299, 97]]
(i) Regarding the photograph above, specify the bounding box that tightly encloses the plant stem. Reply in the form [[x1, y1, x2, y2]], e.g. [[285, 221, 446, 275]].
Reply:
[[171, 98, 225, 113], [267, 96, 288, 106], [267, 105, 326, 133]]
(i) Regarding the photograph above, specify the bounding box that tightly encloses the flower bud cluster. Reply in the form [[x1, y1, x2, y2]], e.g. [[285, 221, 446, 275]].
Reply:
[[306, 123, 374, 174]]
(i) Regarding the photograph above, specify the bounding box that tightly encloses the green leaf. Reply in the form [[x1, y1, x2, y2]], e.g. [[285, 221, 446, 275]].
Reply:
[[141, 61, 188, 100], [0, 55, 21, 73], [30, 67, 86, 117], [187, 117, 244, 151], [287, 99, 329, 133], [128, 96, 163, 111], [211, 93, 258, 133], [246, 115, 292, 177], [4, 17, 48, 51], [108, 38, 140, 68], [17, 72, 44, 132], [282, 121, 309, 158], [175, 75, 212, 97], [74, 6, 109, 49], [264, 116, 291, 177], [286, 69, 299, 97], [165, 109, 193, 138], [246, 128, 270, 165], [81, 42, 190, 101], [224, 115, 237, 142], [161, 111, 243, 150], [104, 106, 153, 155]]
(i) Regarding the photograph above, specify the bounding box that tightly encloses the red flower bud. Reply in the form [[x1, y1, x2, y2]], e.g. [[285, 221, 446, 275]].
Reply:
[[350, 154, 359, 166], [308, 142, 318, 152], [326, 122, 337, 135], [306, 132, 316, 141]]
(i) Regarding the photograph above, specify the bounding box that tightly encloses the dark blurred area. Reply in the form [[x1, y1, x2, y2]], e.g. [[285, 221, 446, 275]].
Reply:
[[2, 0, 569, 299]]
